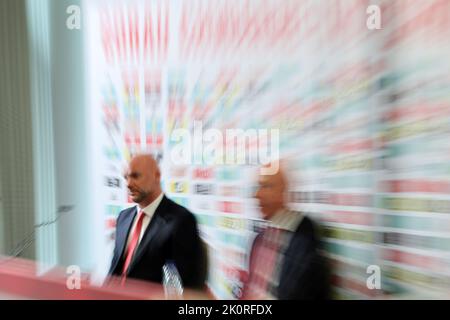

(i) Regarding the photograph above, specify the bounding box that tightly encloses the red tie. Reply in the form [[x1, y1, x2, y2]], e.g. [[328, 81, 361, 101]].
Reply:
[[122, 210, 145, 279]]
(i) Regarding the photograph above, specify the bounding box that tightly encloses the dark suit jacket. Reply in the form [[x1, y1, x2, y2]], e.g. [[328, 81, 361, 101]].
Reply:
[[245, 215, 329, 300], [108, 195, 206, 288], [277, 216, 329, 299]]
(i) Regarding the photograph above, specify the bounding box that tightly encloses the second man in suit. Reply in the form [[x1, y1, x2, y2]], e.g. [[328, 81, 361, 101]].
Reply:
[[242, 162, 329, 299]]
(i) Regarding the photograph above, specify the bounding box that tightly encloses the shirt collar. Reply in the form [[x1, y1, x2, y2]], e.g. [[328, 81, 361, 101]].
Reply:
[[269, 208, 303, 232], [138, 192, 164, 218]]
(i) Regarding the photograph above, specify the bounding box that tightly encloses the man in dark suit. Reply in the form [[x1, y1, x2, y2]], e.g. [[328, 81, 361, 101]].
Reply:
[[108, 154, 205, 288], [242, 162, 329, 300]]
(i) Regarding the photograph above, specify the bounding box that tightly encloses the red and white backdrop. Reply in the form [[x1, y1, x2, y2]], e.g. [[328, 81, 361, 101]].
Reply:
[[85, 0, 450, 299]]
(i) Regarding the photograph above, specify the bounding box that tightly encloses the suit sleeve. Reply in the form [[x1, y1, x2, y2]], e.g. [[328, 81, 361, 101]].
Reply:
[[278, 222, 328, 300], [108, 211, 124, 276], [279, 238, 318, 299], [172, 212, 204, 288]]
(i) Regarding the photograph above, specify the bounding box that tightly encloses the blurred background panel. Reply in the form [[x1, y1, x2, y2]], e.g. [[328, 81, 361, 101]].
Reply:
[[0, 0, 449, 299], [0, 0, 36, 260]]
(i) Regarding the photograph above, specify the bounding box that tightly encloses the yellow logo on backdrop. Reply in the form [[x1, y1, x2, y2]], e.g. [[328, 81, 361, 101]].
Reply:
[[169, 181, 188, 194]]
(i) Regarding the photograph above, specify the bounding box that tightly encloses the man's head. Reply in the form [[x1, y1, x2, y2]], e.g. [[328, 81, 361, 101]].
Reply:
[[255, 162, 288, 220], [124, 154, 162, 208]]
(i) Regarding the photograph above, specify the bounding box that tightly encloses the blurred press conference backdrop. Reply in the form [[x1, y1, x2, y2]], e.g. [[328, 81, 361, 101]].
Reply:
[[1, 0, 450, 299]]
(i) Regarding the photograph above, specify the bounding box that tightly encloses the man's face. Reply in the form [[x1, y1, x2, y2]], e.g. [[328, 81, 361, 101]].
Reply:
[[124, 157, 157, 205], [255, 173, 285, 220]]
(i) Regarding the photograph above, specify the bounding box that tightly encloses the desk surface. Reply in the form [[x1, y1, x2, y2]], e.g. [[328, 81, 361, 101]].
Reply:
[[0, 257, 213, 300]]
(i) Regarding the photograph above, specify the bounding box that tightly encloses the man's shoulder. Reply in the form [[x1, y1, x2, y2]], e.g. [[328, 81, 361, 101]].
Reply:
[[160, 196, 197, 222], [291, 213, 318, 241], [119, 206, 136, 214], [116, 206, 136, 220]]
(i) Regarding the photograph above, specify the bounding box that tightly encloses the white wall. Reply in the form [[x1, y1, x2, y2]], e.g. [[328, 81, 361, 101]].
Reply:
[[49, 0, 95, 271]]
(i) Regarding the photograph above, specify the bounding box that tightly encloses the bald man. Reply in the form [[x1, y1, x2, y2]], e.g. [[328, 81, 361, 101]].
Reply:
[[242, 163, 329, 300], [108, 154, 205, 288]]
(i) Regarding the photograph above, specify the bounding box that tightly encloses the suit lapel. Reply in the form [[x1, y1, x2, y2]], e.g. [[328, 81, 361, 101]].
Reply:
[[126, 196, 170, 274], [116, 207, 137, 263]]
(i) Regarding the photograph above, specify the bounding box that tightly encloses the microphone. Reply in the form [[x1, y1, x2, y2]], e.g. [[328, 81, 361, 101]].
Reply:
[[0, 205, 74, 264]]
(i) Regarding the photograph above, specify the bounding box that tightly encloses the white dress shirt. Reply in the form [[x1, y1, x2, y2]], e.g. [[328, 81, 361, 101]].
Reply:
[[124, 192, 164, 253], [269, 208, 304, 232]]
